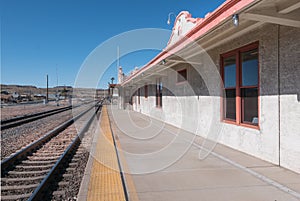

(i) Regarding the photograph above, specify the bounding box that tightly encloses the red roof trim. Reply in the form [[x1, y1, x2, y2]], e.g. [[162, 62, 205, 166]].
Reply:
[[122, 0, 256, 86]]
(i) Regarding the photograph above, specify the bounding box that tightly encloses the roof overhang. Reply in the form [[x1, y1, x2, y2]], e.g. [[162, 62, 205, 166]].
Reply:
[[121, 0, 300, 87]]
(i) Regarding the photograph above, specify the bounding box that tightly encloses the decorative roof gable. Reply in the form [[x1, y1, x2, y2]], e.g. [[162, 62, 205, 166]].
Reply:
[[167, 11, 200, 47]]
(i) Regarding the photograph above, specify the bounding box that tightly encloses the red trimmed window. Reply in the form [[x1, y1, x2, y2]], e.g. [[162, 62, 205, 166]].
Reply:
[[156, 78, 162, 107], [144, 84, 148, 98], [177, 69, 187, 82], [221, 42, 259, 128], [138, 88, 140, 105], [130, 91, 135, 105]]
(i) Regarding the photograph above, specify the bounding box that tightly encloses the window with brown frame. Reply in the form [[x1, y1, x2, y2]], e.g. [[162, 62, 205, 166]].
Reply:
[[177, 69, 187, 83], [138, 88, 140, 105], [156, 78, 162, 107], [130, 91, 135, 105], [221, 42, 259, 127], [144, 84, 148, 98]]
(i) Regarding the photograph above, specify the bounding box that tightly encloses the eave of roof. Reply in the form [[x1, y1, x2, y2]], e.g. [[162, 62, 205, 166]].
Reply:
[[121, 0, 257, 86]]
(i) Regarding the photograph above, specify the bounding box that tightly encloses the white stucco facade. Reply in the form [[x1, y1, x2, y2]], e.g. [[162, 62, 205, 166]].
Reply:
[[118, 0, 300, 173]]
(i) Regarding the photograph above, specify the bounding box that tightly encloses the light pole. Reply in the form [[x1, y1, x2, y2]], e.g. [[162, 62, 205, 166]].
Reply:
[[111, 77, 115, 84], [167, 12, 176, 25]]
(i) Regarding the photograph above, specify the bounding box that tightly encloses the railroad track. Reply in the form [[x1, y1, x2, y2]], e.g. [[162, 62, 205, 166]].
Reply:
[[0, 105, 74, 130], [1, 101, 102, 201]]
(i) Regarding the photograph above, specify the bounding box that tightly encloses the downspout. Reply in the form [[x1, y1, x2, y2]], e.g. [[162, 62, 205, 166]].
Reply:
[[277, 24, 281, 167]]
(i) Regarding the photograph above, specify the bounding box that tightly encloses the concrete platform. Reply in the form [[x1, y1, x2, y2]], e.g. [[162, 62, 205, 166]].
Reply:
[[106, 105, 300, 201]]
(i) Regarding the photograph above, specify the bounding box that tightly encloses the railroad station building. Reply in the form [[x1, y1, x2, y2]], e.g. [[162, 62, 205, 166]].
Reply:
[[116, 0, 300, 174]]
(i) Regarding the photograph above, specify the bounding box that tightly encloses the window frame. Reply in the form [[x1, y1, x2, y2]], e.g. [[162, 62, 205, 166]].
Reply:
[[156, 78, 162, 108], [144, 84, 148, 99], [131, 91, 135, 106], [138, 88, 140, 105], [177, 68, 188, 83], [220, 41, 260, 129]]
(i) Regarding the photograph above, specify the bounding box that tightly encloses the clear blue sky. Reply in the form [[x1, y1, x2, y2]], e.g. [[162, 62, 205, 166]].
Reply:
[[1, 0, 225, 89]]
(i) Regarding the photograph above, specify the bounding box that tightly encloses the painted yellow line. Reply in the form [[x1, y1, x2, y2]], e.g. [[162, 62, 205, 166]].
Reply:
[[87, 106, 126, 201], [108, 111, 139, 201]]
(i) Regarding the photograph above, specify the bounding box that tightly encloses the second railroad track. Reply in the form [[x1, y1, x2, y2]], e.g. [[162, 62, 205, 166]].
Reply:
[[1, 101, 102, 201]]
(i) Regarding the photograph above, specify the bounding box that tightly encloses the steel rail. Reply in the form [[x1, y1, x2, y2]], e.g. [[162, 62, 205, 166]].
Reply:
[[0, 100, 96, 130], [1, 106, 74, 130], [27, 103, 102, 201], [1, 106, 71, 125], [1, 102, 98, 176]]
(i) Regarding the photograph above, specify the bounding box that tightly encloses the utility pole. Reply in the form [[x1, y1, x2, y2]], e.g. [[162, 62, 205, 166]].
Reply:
[[56, 66, 59, 106], [46, 74, 49, 103], [117, 46, 120, 68]]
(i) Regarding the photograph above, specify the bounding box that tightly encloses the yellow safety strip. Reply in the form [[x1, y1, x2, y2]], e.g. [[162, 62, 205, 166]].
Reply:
[[87, 106, 126, 201]]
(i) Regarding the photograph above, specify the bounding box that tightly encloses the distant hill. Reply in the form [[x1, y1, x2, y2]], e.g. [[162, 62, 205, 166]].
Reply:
[[1, 84, 108, 103], [0, 84, 72, 95]]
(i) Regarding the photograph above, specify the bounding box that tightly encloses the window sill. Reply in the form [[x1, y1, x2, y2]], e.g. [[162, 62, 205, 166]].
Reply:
[[222, 119, 260, 130], [176, 81, 188, 85], [240, 123, 260, 130]]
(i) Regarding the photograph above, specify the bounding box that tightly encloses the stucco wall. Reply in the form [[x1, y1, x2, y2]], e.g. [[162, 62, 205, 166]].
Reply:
[[127, 24, 300, 173], [279, 26, 300, 173], [206, 23, 280, 165]]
